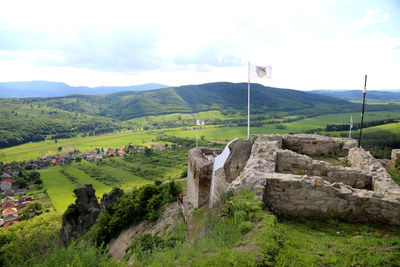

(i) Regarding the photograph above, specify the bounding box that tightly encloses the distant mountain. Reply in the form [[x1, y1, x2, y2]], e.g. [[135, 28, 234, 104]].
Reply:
[[310, 90, 400, 102], [0, 81, 168, 97], [15, 82, 354, 120]]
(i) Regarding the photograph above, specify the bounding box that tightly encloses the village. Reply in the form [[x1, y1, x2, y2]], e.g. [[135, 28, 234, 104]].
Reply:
[[0, 142, 179, 228]]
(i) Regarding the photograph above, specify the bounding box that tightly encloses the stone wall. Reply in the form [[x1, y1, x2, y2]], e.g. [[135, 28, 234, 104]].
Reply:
[[186, 147, 221, 208], [190, 134, 400, 225], [348, 148, 400, 201], [388, 149, 400, 170], [262, 173, 400, 225], [276, 150, 372, 189], [282, 134, 357, 156]]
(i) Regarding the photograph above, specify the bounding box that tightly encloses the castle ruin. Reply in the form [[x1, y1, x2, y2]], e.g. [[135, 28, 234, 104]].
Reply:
[[186, 134, 400, 225]]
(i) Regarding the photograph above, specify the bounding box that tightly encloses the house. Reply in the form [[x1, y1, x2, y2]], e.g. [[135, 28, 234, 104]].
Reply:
[[18, 196, 33, 203], [3, 213, 18, 224], [1, 196, 15, 204], [1, 201, 16, 209], [0, 180, 12, 192], [2, 207, 18, 216], [1, 172, 11, 179], [3, 220, 18, 228]]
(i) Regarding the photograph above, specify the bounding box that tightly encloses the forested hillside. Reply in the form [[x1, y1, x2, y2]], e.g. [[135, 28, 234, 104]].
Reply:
[[1, 82, 399, 148]]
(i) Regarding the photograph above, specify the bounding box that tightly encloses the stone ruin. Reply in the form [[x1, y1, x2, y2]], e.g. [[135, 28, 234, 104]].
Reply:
[[186, 134, 400, 225]]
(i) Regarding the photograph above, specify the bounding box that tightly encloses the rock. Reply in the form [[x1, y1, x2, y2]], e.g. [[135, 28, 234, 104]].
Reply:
[[60, 184, 101, 246], [224, 139, 252, 183], [101, 187, 124, 210]]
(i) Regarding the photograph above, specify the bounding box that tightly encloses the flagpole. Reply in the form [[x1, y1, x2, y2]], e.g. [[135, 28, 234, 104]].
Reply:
[[358, 75, 367, 147], [247, 62, 250, 140], [349, 115, 352, 138]]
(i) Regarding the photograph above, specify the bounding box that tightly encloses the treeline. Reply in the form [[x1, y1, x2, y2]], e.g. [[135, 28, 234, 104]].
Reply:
[[0, 120, 122, 148], [326, 118, 398, 132]]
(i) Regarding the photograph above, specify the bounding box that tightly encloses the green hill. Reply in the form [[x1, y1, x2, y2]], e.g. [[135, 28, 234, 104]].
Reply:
[[2, 82, 399, 149]]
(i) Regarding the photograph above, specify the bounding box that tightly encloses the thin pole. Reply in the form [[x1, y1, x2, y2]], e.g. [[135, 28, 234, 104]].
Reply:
[[247, 62, 250, 140], [349, 115, 352, 138], [358, 75, 367, 147], [196, 126, 198, 147]]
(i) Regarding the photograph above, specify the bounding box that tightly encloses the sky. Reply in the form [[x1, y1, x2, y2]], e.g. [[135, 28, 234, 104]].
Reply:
[[0, 0, 399, 90]]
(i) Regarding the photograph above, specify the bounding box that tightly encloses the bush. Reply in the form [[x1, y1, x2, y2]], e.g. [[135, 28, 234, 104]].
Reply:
[[38, 240, 122, 267], [13, 177, 27, 189], [89, 182, 182, 244]]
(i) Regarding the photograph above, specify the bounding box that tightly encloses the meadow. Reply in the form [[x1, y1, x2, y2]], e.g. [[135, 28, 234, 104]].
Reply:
[[2, 110, 400, 163]]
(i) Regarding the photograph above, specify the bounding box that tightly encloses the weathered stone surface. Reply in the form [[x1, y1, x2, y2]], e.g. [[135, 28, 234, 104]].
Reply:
[[262, 174, 400, 225], [282, 134, 357, 156], [190, 134, 400, 225], [101, 187, 124, 210], [348, 148, 400, 201], [276, 150, 372, 189], [224, 139, 252, 183], [60, 184, 101, 246], [186, 147, 221, 208], [387, 149, 400, 170]]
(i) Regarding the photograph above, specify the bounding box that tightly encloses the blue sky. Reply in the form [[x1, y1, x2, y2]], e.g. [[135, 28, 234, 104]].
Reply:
[[0, 0, 399, 90]]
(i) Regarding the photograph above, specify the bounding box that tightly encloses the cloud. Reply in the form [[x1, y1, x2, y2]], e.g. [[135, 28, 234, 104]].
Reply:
[[356, 9, 389, 27]]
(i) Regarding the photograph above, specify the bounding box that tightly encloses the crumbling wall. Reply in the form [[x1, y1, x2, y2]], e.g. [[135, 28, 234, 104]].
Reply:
[[348, 148, 400, 201], [262, 173, 400, 225], [276, 150, 372, 189], [186, 147, 221, 208], [282, 134, 357, 156]]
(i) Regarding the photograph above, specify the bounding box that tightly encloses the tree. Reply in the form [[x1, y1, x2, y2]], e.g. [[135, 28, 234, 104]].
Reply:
[[13, 178, 27, 189]]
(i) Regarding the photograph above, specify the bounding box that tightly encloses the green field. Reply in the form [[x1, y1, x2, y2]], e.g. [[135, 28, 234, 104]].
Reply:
[[39, 161, 154, 211], [2, 110, 400, 163], [38, 148, 188, 211]]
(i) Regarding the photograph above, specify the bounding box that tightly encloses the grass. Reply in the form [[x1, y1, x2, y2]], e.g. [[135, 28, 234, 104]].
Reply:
[[39, 166, 77, 211], [125, 190, 400, 266], [39, 160, 154, 211]]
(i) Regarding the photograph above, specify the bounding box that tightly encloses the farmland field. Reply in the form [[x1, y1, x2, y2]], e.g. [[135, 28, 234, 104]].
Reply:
[[38, 148, 188, 211], [2, 110, 400, 163]]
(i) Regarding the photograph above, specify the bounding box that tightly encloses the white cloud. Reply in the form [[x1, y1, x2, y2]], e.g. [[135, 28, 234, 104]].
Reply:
[[356, 9, 389, 27], [0, 0, 399, 90]]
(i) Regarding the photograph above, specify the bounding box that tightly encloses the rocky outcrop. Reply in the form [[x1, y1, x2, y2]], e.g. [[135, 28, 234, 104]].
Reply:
[[60, 185, 124, 246], [60, 184, 101, 246], [101, 187, 124, 210]]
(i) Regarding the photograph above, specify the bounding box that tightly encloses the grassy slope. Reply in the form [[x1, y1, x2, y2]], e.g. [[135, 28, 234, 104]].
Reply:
[[131, 191, 400, 266]]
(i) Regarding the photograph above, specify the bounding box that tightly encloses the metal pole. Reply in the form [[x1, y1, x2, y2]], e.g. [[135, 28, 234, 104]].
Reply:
[[358, 75, 367, 147], [247, 62, 250, 140], [349, 115, 352, 138]]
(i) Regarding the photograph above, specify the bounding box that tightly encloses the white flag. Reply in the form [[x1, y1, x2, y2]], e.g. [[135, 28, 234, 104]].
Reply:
[[196, 120, 205, 126], [350, 115, 353, 129], [250, 64, 272, 79]]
